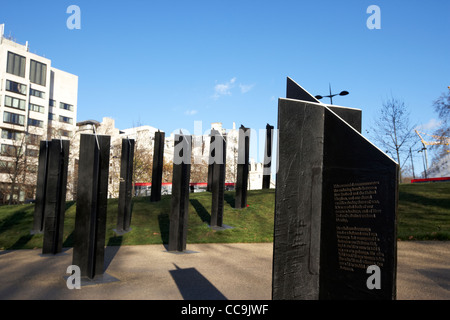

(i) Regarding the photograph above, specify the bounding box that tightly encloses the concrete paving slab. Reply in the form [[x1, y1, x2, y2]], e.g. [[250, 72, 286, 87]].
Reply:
[[0, 243, 273, 300], [1, 241, 450, 300]]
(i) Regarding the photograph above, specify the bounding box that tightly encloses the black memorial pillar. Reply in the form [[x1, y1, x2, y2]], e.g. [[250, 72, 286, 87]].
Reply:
[[72, 134, 111, 279], [151, 131, 165, 202], [210, 132, 227, 228], [116, 138, 135, 234], [207, 129, 219, 192], [32, 141, 50, 234], [235, 125, 250, 209], [41, 139, 70, 254], [168, 134, 192, 252], [262, 124, 274, 189]]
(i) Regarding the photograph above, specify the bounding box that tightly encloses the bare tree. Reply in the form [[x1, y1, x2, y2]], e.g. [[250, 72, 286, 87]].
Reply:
[[0, 132, 38, 204], [108, 142, 122, 198], [433, 88, 450, 133], [432, 88, 450, 156], [133, 145, 153, 184], [190, 157, 208, 184], [370, 97, 417, 182], [225, 132, 238, 184], [162, 158, 173, 183]]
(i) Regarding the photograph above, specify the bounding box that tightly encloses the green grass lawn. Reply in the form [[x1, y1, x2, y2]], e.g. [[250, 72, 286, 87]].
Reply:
[[0, 189, 276, 250], [0, 181, 449, 250], [397, 181, 450, 240]]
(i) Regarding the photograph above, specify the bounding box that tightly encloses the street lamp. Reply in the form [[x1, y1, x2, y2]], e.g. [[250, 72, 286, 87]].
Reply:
[[315, 84, 349, 105]]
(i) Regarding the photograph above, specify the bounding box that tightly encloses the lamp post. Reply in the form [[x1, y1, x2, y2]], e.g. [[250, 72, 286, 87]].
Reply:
[[315, 84, 349, 105]]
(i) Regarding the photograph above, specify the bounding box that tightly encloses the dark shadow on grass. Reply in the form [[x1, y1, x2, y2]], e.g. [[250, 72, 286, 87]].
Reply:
[[0, 209, 28, 236], [169, 263, 227, 300], [5, 233, 34, 251], [157, 213, 170, 245], [65, 200, 76, 211], [63, 230, 74, 248], [224, 192, 235, 208], [399, 190, 450, 211], [189, 199, 210, 224]]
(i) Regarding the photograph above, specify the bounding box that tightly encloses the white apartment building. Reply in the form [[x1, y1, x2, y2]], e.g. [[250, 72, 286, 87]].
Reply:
[[0, 24, 78, 203]]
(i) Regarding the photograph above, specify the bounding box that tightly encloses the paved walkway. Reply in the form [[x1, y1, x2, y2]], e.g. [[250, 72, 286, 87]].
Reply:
[[1, 241, 450, 300]]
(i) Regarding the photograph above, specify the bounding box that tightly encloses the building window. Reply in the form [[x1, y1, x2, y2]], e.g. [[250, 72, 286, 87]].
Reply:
[[29, 59, 47, 86], [49, 99, 56, 107], [1, 144, 22, 157], [59, 116, 73, 124], [1, 129, 23, 141], [0, 160, 15, 173], [29, 103, 45, 113], [4, 96, 26, 111], [6, 52, 26, 78], [30, 88, 46, 99], [28, 118, 44, 128], [59, 129, 73, 138], [27, 134, 41, 146], [60, 102, 74, 111], [48, 113, 56, 121], [3, 112, 25, 126], [27, 164, 38, 173], [25, 148, 39, 157], [5, 80, 27, 95]]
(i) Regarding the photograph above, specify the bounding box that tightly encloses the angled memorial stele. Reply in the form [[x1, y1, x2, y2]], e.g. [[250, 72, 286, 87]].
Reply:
[[286, 77, 362, 133], [272, 78, 398, 300]]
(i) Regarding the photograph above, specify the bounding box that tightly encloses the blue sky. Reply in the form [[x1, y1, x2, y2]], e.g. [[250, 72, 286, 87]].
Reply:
[[1, 0, 450, 171]]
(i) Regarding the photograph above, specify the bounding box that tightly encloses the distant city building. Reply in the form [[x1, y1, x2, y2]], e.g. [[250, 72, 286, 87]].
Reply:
[[0, 24, 78, 202], [79, 118, 273, 199]]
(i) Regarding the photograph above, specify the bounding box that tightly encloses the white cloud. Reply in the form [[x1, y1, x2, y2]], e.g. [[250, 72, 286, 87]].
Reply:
[[239, 83, 255, 94], [212, 78, 255, 98], [184, 109, 198, 116], [416, 118, 442, 132], [213, 77, 237, 99]]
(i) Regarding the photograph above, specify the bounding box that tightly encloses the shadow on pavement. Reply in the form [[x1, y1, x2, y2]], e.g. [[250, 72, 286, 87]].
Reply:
[[169, 263, 227, 300]]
